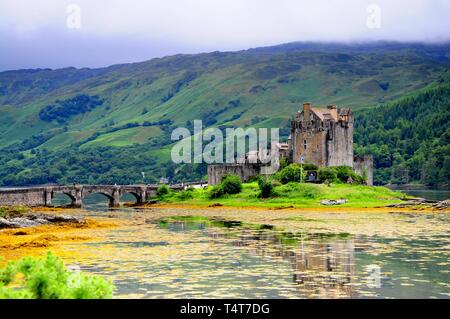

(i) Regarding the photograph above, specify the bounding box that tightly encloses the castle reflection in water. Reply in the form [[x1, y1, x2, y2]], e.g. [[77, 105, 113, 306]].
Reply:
[[214, 228, 356, 298]]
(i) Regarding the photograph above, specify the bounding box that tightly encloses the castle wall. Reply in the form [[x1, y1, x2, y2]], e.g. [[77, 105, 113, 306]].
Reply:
[[353, 155, 374, 186], [326, 122, 354, 167], [207, 164, 260, 185], [293, 129, 327, 166]]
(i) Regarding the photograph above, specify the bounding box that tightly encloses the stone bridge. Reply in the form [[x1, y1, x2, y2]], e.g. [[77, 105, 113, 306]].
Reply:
[[0, 184, 187, 208]]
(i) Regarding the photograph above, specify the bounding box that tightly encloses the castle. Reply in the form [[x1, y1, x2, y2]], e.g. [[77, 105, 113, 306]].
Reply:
[[289, 102, 353, 167], [208, 102, 373, 185]]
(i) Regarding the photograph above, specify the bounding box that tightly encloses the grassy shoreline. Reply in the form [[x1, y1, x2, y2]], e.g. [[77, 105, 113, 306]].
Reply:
[[154, 182, 408, 209]]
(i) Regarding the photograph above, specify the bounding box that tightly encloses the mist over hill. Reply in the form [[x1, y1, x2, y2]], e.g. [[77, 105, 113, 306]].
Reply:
[[0, 42, 449, 186]]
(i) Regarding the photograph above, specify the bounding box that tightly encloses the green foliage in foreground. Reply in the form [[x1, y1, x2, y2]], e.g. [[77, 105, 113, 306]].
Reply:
[[257, 177, 276, 198], [208, 174, 243, 199], [158, 182, 406, 208], [0, 253, 113, 299]]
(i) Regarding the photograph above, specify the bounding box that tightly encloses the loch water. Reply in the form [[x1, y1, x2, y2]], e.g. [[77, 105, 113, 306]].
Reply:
[[48, 194, 450, 299]]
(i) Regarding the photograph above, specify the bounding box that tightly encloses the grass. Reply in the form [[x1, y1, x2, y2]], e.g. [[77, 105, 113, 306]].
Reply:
[[0, 252, 113, 299], [156, 182, 406, 208]]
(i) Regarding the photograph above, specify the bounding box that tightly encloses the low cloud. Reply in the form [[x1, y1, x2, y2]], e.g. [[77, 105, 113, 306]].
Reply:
[[1, 0, 449, 70]]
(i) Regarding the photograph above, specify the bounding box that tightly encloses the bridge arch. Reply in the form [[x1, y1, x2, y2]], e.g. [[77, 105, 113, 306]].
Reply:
[[51, 191, 76, 207], [83, 192, 116, 207], [119, 191, 141, 205]]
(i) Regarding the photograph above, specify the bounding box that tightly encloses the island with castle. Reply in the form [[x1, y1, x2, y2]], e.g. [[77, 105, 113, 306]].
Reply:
[[208, 102, 374, 186]]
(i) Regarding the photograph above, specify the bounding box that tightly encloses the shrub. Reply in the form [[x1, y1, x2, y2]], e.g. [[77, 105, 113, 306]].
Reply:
[[220, 174, 242, 195], [0, 252, 113, 299], [303, 163, 318, 171], [208, 185, 224, 199], [334, 166, 364, 184], [276, 164, 303, 184], [156, 185, 170, 197], [177, 190, 194, 200], [279, 157, 289, 170], [318, 167, 338, 183], [258, 178, 275, 198], [334, 166, 354, 183]]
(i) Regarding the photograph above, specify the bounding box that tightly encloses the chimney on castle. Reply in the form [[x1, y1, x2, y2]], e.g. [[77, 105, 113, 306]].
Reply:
[[303, 102, 311, 120], [327, 104, 337, 121]]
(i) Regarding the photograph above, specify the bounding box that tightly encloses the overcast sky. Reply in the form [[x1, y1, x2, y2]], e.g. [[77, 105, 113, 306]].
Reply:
[[1, 0, 450, 71]]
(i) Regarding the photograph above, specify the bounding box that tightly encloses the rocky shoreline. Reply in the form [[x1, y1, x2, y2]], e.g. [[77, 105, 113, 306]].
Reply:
[[385, 198, 449, 210], [0, 213, 84, 229]]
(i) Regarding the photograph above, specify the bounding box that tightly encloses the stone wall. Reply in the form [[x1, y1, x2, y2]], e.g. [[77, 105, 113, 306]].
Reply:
[[353, 155, 374, 186], [326, 121, 354, 167], [292, 128, 327, 166], [290, 105, 354, 168], [208, 164, 260, 185], [0, 188, 48, 206]]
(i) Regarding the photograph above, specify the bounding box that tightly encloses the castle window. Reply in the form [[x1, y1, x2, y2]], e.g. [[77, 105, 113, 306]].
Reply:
[[304, 140, 307, 150]]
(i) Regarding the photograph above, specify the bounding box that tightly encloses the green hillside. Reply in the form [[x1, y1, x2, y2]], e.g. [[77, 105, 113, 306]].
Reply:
[[0, 42, 449, 185], [355, 72, 450, 186]]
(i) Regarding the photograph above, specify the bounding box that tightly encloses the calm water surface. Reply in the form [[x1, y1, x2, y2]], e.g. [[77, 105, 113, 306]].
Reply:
[[48, 194, 449, 299], [386, 186, 449, 201]]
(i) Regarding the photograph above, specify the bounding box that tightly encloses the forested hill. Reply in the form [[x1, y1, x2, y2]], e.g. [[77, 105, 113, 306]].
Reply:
[[355, 73, 450, 186], [0, 42, 449, 186]]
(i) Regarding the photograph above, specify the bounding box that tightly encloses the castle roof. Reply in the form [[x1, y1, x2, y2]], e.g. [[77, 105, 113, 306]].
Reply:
[[311, 108, 338, 121]]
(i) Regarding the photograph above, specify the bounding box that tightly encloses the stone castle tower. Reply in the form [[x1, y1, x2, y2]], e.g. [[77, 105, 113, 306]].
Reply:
[[209, 102, 373, 186], [289, 102, 354, 167]]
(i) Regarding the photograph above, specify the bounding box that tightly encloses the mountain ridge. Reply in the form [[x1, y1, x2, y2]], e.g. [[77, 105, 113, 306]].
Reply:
[[0, 41, 449, 185]]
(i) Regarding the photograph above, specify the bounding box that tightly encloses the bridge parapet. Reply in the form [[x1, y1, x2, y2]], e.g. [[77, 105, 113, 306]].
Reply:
[[0, 184, 185, 208]]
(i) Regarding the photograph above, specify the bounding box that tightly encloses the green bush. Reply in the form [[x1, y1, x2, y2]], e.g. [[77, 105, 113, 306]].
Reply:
[[303, 163, 318, 171], [276, 164, 303, 184], [335, 166, 354, 183], [318, 167, 338, 183], [220, 174, 242, 195], [156, 185, 170, 197], [208, 185, 224, 199], [318, 166, 364, 184], [279, 157, 289, 170], [0, 252, 113, 299], [257, 178, 275, 198], [333, 166, 364, 184], [177, 190, 194, 200]]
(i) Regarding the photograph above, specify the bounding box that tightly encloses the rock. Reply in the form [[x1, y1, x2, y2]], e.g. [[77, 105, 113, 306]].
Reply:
[[38, 214, 83, 224], [0, 213, 84, 229], [3, 218, 42, 228], [320, 199, 348, 206], [34, 218, 51, 224], [433, 200, 450, 209], [0, 218, 15, 229], [386, 198, 444, 208]]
